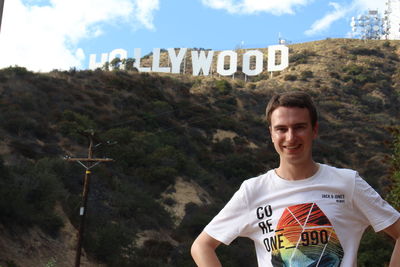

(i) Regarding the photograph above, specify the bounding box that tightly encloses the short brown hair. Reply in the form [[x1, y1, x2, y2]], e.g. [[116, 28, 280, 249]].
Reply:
[[266, 91, 318, 127]]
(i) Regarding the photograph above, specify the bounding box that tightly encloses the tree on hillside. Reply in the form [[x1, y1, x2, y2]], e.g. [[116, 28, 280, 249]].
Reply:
[[110, 57, 122, 70], [123, 58, 136, 71], [358, 126, 400, 266], [388, 126, 400, 210]]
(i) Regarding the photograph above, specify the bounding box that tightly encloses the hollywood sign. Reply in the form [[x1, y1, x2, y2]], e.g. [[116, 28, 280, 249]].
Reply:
[[89, 45, 289, 76]]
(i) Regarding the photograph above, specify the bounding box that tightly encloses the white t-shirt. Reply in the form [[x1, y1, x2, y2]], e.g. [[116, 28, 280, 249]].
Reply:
[[204, 163, 400, 267]]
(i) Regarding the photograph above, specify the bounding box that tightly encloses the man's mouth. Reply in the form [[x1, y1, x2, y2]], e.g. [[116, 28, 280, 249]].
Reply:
[[283, 144, 301, 150]]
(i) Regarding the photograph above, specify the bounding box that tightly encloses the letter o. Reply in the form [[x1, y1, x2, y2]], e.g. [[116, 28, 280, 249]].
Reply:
[[264, 205, 272, 217], [243, 50, 263, 76], [217, 50, 237, 76], [263, 237, 271, 252]]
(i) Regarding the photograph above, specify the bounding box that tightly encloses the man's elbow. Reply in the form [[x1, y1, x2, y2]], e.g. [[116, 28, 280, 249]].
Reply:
[[192, 232, 221, 253], [191, 238, 201, 259], [191, 235, 210, 265], [191, 232, 222, 267]]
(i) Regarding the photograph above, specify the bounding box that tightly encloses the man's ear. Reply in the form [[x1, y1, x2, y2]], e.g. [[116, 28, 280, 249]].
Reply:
[[269, 126, 274, 143]]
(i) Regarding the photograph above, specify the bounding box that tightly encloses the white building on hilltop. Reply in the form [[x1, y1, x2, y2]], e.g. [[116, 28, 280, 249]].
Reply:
[[351, 0, 400, 40], [383, 0, 400, 39], [351, 10, 385, 40]]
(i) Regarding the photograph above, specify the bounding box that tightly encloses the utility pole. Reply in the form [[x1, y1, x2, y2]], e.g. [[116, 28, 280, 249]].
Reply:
[[0, 0, 5, 32], [65, 130, 113, 267]]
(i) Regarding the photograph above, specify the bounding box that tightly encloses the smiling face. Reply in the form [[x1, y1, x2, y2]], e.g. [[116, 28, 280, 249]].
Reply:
[[270, 106, 318, 168]]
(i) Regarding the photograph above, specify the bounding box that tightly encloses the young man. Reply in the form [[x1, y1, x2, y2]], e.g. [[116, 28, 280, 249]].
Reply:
[[191, 91, 400, 266]]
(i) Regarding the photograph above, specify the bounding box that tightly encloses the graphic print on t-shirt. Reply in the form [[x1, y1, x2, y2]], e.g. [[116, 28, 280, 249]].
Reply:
[[271, 203, 344, 266]]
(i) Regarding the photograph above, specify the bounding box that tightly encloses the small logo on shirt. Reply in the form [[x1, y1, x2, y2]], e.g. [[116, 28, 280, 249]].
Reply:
[[322, 193, 345, 203]]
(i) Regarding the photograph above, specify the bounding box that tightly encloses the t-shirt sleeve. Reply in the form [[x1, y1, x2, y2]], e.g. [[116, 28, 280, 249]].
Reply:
[[204, 183, 250, 245], [353, 174, 400, 232]]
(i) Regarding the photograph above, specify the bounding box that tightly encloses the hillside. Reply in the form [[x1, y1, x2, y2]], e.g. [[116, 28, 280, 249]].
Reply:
[[0, 38, 399, 266]]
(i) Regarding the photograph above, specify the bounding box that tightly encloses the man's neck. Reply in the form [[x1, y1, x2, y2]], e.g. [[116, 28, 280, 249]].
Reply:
[[275, 161, 319, 181]]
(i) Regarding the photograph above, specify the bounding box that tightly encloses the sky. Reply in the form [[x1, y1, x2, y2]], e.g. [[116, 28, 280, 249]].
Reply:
[[0, 0, 387, 72]]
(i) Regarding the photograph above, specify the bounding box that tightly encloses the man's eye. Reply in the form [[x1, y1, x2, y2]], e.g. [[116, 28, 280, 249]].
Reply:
[[295, 125, 306, 130]]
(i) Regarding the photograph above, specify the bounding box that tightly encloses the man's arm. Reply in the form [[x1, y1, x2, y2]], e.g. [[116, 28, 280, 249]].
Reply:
[[383, 218, 400, 267], [191, 231, 222, 267]]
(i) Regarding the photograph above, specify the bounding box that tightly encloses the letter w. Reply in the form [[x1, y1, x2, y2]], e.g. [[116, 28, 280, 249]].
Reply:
[[191, 50, 214, 76]]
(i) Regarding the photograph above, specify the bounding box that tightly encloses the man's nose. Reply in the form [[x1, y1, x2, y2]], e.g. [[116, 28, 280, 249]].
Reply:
[[286, 128, 295, 141]]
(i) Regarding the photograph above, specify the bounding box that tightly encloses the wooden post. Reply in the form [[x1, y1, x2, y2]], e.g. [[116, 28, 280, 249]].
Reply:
[[65, 131, 113, 267]]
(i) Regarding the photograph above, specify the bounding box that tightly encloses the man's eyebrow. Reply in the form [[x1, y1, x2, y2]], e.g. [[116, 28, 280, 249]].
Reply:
[[272, 125, 286, 129], [273, 122, 308, 129], [293, 123, 308, 126]]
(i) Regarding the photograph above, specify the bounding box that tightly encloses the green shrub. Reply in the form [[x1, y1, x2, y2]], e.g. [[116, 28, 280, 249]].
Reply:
[[0, 111, 42, 137], [300, 70, 313, 80], [58, 110, 97, 143], [342, 64, 364, 75], [349, 48, 384, 58], [284, 74, 297, 81], [361, 95, 383, 111], [358, 228, 394, 266], [214, 97, 237, 112], [353, 74, 369, 84], [136, 240, 174, 263], [212, 138, 235, 154], [387, 127, 400, 210], [2, 66, 32, 76], [289, 50, 316, 64], [151, 100, 174, 115], [216, 153, 264, 184], [341, 64, 378, 85], [251, 72, 269, 82], [0, 158, 66, 235], [382, 41, 391, 48], [85, 222, 130, 264], [111, 182, 173, 229], [0, 260, 18, 267], [215, 80, 232, 95]]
